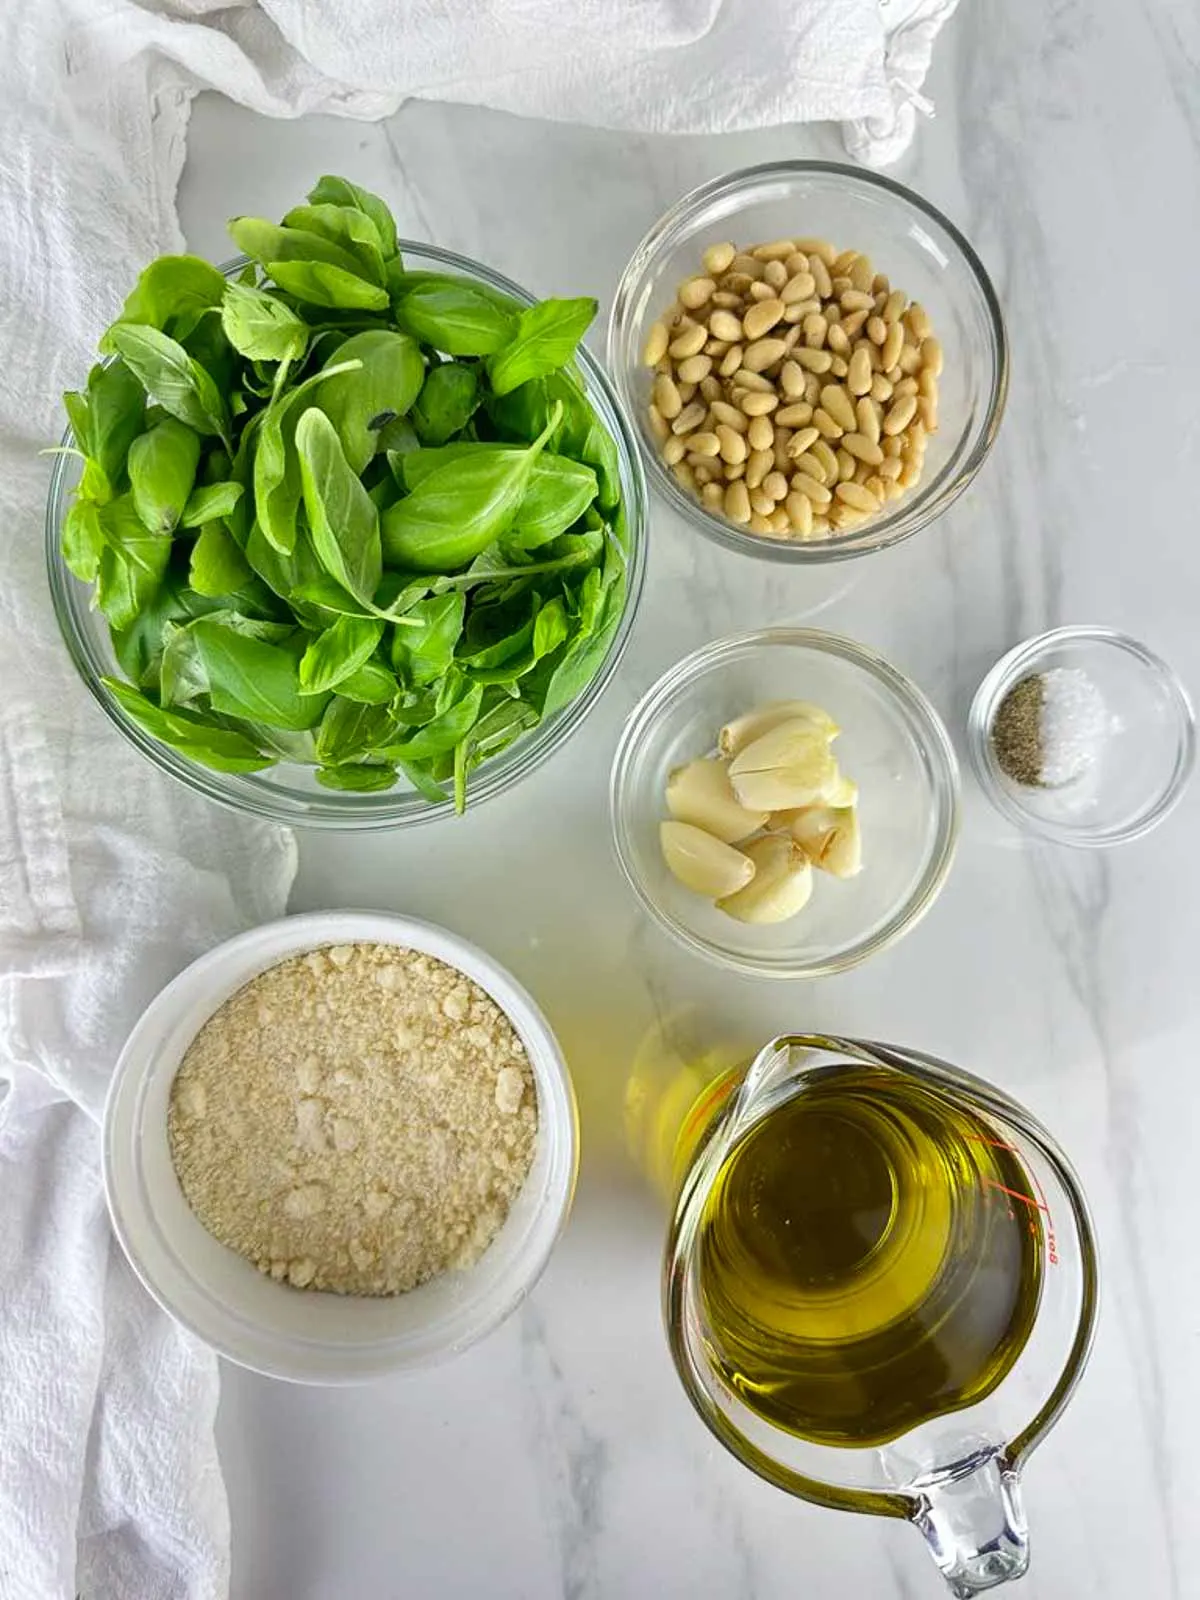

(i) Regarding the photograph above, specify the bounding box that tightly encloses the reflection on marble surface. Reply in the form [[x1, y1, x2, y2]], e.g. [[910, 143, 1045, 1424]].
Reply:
[[178, 2, 1200, 1593]]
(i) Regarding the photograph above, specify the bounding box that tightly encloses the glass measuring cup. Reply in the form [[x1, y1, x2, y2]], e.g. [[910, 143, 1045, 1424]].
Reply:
[[664, 1035, 1098, 1598]]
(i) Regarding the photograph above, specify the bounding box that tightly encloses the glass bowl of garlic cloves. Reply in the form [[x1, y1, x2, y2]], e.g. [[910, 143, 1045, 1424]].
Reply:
[[610, 629, 961, 977]]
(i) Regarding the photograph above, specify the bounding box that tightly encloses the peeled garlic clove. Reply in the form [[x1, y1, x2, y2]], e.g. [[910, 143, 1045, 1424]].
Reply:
[[728, 718, 838, 811], [823, 770, 858, 807], [666, 758, 769, 844], [719, 700, 839, 758], [717, 835, 813, 924], [660, 821, 755, 898], [786, 805, 863, 878]]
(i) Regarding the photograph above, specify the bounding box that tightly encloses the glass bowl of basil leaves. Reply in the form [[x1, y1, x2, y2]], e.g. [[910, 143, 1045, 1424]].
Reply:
[[47, 177, 646, 827]]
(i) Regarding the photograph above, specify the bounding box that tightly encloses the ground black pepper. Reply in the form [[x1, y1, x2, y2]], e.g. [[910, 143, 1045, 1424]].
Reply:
[[991, 675, 1045, 786]]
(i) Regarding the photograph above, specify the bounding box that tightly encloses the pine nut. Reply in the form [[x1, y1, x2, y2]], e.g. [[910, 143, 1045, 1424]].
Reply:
[[679, 276, 715, 310], [786, 425, 821, 458], [813, 408, 843, 439], [653, 374, 682, 420], [883, 394, 918, 435], [775, 402, 814, 428], [918, 395, 939, 431], [842, 432, 884, 466], [856, 396, 881, 444], [893, 376, 919, 399], [881, 322, 905, 372], [803, 373, 822, 405], [830, 356, 849, 379], [779, 361, 806, 399], [740, 391, 778, 417], [921, 336, 944, 376], [811, 516, 831, 536], [870, 373, 894, 404], [688, 430, 721, 457], [898, 460, 922, 488], [919, 367, 938, 399], [907, 303, 932, 341], [840, 289, 875, 313], [836, 447, 856, 482], [745, 448, 773, 489], [784, 251, 810, 277], [748, 487, 774, 516], [753, 239, 797, 261], [702, 241, 737, 276], [662, 435, 686, 466], [810, 255, 833, 298], [772, 429, 792, 470], [700, 375, 722, 403], [780, 271, 817, 304], [791, 472, 831, 507], [725, 480, 752, 523], [747, 414, 774, 451], [842, 309, 869, 339], [742, 337, 790, 373], [884, 290, 907, 324], [827, 323, 850, 356], [878, 455, 904, 481], [731, 254, 764, 279], [669, 322, 708, 360], [642, 322, 669, 366], [725, 461, 745, 480], [701, 480, 725, 508], [830, 504, 867, 531], [743, 300, 786, 340], [762, 470, 789, 501], [748, 280, 776, 303], [760, 260, 785, 289], [733, 368, 774, 392], [648, 404, 670, 443], [850, 256, 874, 292], [671, 401, 706, 435], [711, 290, 742, 310], [836, 481, 881, 513], [794, 237, 835, 264], [864, 474, 887, 500], [718, 344, 744, 377], [677, 353, 712, 384], [819, 384, 857, 432], [867, 315, 888, 346], [708, 309, 743, 342], [794, 347, 833, 373], [898, 343, 923, 375], [802, 313, 828, 349], [716, 424, 748, 464], [710, 401, 747, 431], [786, 491, 814, 537], [677, 381, 696, 404], [692, 461, 715, 483], [883, 435, 904, 460], [790, 450, 827, 482], [673, 461, 697, 493]]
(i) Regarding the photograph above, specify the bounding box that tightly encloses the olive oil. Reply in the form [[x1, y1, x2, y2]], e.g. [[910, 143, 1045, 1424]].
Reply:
[[695, 1065, 1043, 1448]]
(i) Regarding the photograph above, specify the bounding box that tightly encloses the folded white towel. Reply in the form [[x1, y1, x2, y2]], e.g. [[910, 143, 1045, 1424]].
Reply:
[[0, 1, 957, 1595]]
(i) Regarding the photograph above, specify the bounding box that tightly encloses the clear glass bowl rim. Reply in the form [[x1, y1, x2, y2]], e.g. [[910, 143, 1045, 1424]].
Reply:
[[967, 624, 1197, 847], [46, 243, 648, 830], [607, 158, 1009, 565], [609, 626, 962, 978]]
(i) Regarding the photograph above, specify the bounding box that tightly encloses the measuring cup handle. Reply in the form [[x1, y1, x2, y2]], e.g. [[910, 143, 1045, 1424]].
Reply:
[[912, 1451, 1030, 1597]]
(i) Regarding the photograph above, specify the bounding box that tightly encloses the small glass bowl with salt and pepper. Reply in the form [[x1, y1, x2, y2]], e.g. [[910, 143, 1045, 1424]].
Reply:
[[968, 626, 1195, 846]]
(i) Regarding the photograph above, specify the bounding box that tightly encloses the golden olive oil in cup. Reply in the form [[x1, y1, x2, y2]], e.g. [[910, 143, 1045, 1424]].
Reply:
[[694, 1064, 1044, 1448]]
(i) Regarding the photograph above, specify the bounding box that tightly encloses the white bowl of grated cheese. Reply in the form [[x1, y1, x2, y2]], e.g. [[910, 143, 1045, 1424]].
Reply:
[[102, 911, 578, 1384]]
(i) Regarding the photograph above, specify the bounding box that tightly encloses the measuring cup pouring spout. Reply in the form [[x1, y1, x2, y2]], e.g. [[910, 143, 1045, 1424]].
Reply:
[[665, 1035, 1099, 1599]]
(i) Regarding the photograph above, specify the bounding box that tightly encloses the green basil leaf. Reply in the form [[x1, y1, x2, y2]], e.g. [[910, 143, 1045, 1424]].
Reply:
[[316, 696, 397, 765], [220, 281, 308, 362], [110, 552, 281, 685], [390, 592, 465, 687], [282, 203, 387, 285], [102, 679, 273, 772], [487, 297, 597, 396], [99, 256, 227, 350], [316, 762, 398, 792], [62, 497, 105, 583], [489, 369, 621, 510], [298, 614, 385, 694], [127, 417, 201, 534], [180, 481, 244, 529], [532, 596, 569, 660], [308, 175, 399, 260], [401, 444, 597, 549], [393, 277, 517, 356], [538, 550, 626, 719], [63, 359, 145, 483], [294, 407, 382, 604], [336, 661, 398, 704], [94, 496, 173, 628], [252, 356, 362, 554], [228, 217, 367, 277], [381, 680, 484, 761], [189, 616, 330, 730], [189, 521, 253, 597], [314, 329, 424, 474], [410, 362, 478, 445], [380, 403, 559, 572], [107, 325, 229, 441], [267, 260, 390, 312]]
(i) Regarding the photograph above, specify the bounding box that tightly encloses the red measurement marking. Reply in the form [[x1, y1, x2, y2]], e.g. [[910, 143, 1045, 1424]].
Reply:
[[981, 1176, 1050, 1212]]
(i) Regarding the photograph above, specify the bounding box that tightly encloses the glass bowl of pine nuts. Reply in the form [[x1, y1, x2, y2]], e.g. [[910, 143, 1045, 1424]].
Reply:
[[608, 161, 1007, 562]]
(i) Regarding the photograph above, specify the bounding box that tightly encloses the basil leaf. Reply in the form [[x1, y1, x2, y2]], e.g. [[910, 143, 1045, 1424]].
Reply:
[[380, 404, 559, 572], [107, 325, 229, 441], [63, 359, 145, 484], [252, 356, 361, 554], [336, 661, 398, 704], [228, 217, 368, 277], [220, 282, 308, 363], [180, 481, 244, 529], [127, 417, 201, 534], [489, 369, 620, 510], [189, 616, 330, 729], [488, 297, 597, 396], [189, 521, 253, 597], [62, 498, 105, 583], [538, 548, 626, 719], [282, 203, 387, 285], [400, 444, 597, 549], [314, 329, 424, 474], [298, 614, 385, 694], [94, 496, 173, 628], [382, 681, 484, 761], [393, 277, 517, 356], [411, 362, 478, 445], [308, 175, 399, 261], [100, 256, 227, 349], [267, 260, 390, 312], [390, 592, 464, 687], [316, 763, 398, 792], [294, 407, 382, 604], [103, 679, 272, 772], [316, 696, 397, 765]]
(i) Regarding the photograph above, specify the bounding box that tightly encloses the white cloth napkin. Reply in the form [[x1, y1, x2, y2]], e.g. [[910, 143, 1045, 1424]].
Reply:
[[0, 0, 958, 1595]]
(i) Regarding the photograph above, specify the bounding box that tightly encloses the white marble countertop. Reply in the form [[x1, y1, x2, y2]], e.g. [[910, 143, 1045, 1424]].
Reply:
[[177, 5, 1200, 1595]]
